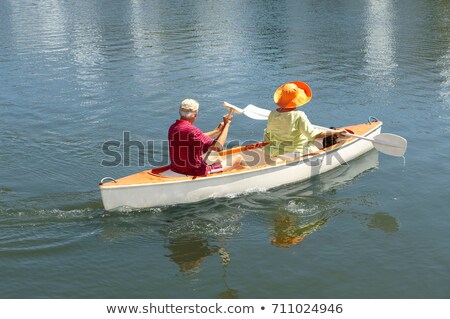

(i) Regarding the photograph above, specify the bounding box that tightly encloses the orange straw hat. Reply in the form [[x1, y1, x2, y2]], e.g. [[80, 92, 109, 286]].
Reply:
[[273, 81, 312, 109]]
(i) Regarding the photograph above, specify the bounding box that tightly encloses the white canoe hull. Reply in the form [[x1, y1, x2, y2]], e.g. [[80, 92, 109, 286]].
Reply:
[[100, 122, 381, 211]]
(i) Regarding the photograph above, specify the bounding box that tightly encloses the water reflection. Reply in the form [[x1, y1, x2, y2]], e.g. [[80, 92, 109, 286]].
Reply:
[[260, 150, 381, 248], [160, 207, 240, 298], [270, 208, 400, 249], [354, 211, 400, 233], [440, 42, 450, 111], [166, 236, 219, 272], [364, 0, 397, 86], [161, 208, 238, 272], [8, 0, 67, 51], [270, 210, 339, 248], [164, 233, 238, 298]]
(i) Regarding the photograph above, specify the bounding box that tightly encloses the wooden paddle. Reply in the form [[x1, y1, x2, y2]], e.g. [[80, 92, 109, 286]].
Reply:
[[204, 108, 234, 162], [223, 101, 408, 157]]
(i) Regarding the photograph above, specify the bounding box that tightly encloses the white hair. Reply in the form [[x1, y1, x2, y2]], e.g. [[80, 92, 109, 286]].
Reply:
[[179, 98, 199, 118], [179, 109, 198, 118]]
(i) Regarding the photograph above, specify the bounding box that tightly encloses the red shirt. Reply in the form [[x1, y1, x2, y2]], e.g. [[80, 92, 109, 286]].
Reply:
[[168, 120, 214, 176]]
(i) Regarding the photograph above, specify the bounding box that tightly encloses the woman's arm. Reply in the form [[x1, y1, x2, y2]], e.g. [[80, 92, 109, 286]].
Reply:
[[315, 128, 346, 138]]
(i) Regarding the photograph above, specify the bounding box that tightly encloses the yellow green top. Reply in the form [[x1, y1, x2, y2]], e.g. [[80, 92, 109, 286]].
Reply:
[[264, 110, 322, 157]]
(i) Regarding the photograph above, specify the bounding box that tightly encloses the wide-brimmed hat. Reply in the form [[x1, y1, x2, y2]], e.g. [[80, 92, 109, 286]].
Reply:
[[273, 81, 312, 109]]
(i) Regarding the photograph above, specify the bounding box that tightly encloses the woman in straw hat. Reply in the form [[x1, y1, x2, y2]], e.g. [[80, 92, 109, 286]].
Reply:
[[264, 81, 345, 158]]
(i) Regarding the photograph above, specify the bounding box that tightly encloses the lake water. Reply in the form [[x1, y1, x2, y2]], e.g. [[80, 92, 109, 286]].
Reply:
[[1, 0, 449, 298]]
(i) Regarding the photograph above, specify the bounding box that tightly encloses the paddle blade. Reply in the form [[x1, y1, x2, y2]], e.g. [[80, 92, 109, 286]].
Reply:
[[223, 101, 244, 114], [243, 104, 271, 120], [373, 133, 407, 157]]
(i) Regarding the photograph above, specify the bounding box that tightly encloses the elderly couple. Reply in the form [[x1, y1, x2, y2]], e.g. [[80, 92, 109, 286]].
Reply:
[[168, 81, 346, 176]]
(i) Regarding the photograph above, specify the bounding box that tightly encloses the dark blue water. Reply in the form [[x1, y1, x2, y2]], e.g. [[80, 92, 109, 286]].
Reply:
[[1, 0, 449, 298]]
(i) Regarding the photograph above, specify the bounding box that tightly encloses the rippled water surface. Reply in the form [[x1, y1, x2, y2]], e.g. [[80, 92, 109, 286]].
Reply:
[[1, 0, 449, 298]]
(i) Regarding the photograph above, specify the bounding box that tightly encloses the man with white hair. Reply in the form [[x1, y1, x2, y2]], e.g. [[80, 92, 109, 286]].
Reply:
[[168, 98, 245, 176]]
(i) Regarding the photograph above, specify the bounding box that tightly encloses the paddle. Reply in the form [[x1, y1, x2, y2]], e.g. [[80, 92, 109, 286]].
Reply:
[[224, 102, 270, 120], [343, 132, 407, 157], [204, 108, 234, 162], [223, 101, 408, 157]]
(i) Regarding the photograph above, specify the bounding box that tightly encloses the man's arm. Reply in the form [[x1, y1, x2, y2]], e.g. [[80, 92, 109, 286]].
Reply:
[[204, 122, 224, 138], [209, 116, 232, 151]]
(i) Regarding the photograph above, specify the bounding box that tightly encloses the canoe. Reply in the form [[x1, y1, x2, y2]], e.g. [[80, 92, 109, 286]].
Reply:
[[99, 120, 382, 211]]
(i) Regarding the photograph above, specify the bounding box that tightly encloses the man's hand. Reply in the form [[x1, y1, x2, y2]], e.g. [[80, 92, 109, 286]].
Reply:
[[223, 113, 233, 126], [216, 121, 225, 132]]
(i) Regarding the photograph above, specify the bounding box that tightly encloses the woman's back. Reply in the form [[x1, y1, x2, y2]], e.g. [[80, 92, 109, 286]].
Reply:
[[264, 109, 321, 157]]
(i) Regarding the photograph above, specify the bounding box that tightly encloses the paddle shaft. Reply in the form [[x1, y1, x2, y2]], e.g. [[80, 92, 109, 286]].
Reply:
[[343, 132, 402, 149], [204, 109, 234, 161]]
